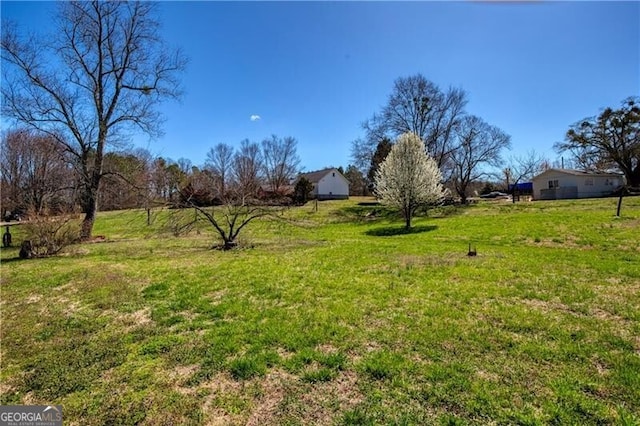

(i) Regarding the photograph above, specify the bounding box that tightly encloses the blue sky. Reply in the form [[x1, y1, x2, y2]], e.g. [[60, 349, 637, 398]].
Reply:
[[2, 1, 639, 172]]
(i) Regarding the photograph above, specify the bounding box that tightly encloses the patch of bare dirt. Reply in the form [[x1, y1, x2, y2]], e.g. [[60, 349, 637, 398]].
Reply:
[[0, 382, 15, 397], [170, 364, 200, 381], [295, 370, 363, 425], [201, 372, 248, 425], [519, 298, 577, 316], [106, 307, 153, 331], [395, 254, 459, 269], [246, 370, 296, 426], [592, 358, 609, 376], [25, 294, 42, 303], [170, 364, 201, 395], [86, 235, 108, 243], [315, 344, 338, 354], [475, 369, 500, 382], [591, 308, 629, 325], [276, 347, 294, 360], [207, 289, 228, 304]]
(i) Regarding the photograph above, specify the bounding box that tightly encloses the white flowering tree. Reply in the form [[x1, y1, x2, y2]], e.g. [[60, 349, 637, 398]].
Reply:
[[375, 132, 444, 229]]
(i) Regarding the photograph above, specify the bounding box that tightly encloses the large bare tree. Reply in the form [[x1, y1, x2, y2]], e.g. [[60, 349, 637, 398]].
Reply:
[[261, 135, 300, 195], [1, 1, 186, 239], [360, 74, 467, 170], [233, 139, 263, 199], [205, 143, 235, 200], [449, 115, 511, 203]]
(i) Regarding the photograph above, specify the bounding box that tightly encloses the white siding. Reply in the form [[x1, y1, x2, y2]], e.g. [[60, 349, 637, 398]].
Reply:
[[316, 170, 349, 200], [580, 176, 621, 198], [532, 170, 623, 200]]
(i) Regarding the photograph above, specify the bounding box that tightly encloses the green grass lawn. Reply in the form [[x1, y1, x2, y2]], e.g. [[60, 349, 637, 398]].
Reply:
[[1, 197, 639, 425]]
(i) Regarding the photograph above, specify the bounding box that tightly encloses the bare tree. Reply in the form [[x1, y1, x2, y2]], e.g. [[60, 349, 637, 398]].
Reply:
[[261, 135, 300, 195], [1, 129, 72, 216], [233, 139, 263, 199], [1, 130, 28, 217], [99, 149, 153, 211], [190, 202, 269, 251], [1, 2, 186, 239], [205, 143, 235, 199], [175, 144, 276, 250], [503, 150, 546, 202], [150, 157, 171, 201], [449, 115, 511, 204], [362, 74, 467, 170]]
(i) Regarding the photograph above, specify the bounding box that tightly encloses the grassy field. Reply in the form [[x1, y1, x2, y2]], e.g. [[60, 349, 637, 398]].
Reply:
[[1, 197, 639, 425]]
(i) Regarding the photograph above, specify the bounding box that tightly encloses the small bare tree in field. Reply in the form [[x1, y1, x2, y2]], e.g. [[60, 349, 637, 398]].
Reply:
[[375, 132, 444, 229], [191, 202, 270, 250], [172, 138, 297, 250], [503, 150, 546, 203]]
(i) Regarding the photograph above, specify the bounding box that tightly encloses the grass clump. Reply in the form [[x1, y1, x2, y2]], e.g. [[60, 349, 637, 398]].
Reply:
[[228, 357, 266, 381]]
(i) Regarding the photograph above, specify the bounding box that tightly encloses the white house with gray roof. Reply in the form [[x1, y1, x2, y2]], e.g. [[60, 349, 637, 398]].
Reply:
[[298, 168, 349, 200], [532, 168, 625, 200]]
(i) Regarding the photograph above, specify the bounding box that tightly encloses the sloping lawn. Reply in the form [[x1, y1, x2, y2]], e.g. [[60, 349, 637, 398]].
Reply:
[[1, 197, 639, 425]]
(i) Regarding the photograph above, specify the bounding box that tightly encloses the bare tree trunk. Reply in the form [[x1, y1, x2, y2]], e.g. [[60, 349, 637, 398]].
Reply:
[[80, 200, 98, 241], [80, 182, 99, 240]]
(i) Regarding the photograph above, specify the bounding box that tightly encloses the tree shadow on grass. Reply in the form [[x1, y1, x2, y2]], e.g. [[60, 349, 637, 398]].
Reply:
[[365, 224, 437, 237], [0, 256, 23, 263]]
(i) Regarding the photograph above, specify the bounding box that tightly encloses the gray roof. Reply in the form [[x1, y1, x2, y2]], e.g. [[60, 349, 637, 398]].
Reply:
[[299, 168, 340, 183], [534, 168, 623, 179]]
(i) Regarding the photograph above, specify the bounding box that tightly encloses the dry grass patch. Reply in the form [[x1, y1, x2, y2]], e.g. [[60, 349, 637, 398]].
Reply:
[[295, 370, 363, 425], [396, 254, 459, 268], [519, 298, 578, 316], [475, 369, 500, 382], [246, 370, 297, 426]]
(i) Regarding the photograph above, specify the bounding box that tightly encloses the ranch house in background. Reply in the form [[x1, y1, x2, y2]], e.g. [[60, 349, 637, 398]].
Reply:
[[299, 168, 349, 200], [532, 168, 625, 200]]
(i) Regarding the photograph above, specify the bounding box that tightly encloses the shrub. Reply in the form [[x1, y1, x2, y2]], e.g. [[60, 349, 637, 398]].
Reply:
[[20, 214, 80, 258]]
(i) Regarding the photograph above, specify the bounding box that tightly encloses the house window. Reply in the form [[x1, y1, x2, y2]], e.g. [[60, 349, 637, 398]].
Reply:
[[585, 177, 594, 186], [548, 180, 559, 189]]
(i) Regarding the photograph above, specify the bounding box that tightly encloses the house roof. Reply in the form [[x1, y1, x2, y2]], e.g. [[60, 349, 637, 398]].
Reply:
[[532, 168, 624, 180], [299, 168, 341, 183]]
